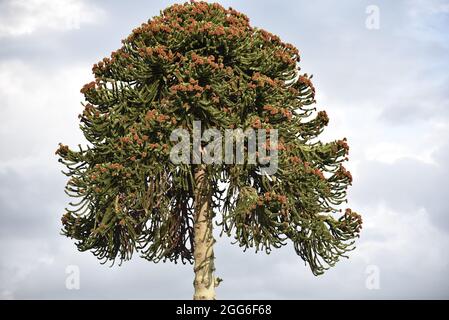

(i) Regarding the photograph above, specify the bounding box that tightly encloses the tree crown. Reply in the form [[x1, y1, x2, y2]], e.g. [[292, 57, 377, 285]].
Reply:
[[56, 1, 362, 275]]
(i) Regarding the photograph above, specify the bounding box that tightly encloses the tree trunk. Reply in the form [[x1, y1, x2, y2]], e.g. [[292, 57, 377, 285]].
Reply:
[[193, 165, 217, 300]]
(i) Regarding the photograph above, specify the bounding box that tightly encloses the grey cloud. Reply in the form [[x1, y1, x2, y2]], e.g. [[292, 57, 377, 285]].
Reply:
[[1, 162, 449, 299], [1, 0, 449, 299], [351, 145, 449, 231]]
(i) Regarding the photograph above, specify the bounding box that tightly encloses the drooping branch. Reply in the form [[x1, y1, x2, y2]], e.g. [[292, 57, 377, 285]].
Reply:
[[56, 1, 362, 280]]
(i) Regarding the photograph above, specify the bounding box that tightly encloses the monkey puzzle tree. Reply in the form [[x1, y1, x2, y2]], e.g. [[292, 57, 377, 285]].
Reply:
[[56, 1, 362, 300]]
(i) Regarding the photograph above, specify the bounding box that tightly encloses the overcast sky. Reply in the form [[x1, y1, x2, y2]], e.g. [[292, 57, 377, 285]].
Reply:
[[0, 0, 448, 299]]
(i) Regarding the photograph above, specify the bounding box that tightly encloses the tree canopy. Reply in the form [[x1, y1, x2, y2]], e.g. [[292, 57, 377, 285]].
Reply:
[[56, 1, 362, 276]]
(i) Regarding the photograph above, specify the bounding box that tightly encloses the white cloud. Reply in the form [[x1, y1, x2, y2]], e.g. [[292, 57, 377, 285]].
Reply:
[[357, 203, 449, 267], [0, 0, 449, 299], [356, 204, 449, 297], [0, 290, 14, 300], [0, 0, 105, 37], [364, 142, 437, 165], [0, 60, 89, 171], [408, 0, 449, 17]]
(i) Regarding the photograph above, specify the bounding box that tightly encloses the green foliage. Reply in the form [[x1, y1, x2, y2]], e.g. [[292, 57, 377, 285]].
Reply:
[[56, 1, 362, 275]]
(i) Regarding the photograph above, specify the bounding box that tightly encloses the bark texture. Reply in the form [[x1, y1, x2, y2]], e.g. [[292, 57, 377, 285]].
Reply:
[[193, 165, 217, 300]]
